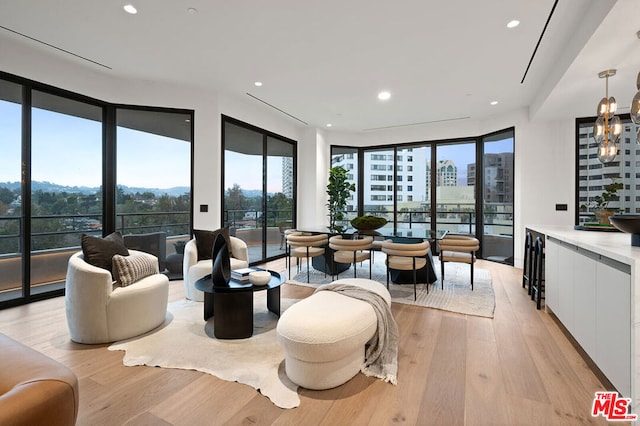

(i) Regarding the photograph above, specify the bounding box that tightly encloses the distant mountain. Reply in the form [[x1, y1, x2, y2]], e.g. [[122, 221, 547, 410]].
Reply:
[[0, 181, 190, 197]]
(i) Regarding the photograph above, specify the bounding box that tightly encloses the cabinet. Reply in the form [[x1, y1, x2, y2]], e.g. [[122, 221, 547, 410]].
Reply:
[[545, 237, 631, 397]]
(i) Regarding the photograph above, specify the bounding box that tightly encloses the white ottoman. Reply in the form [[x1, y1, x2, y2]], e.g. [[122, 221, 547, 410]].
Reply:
[[276, 278, 391, 390]]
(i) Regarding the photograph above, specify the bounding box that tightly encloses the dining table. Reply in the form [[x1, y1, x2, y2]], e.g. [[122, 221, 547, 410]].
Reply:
[[293, 225, 447, 284]]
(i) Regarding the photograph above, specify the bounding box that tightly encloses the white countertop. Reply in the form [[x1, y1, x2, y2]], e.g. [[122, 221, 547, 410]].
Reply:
[[527, 225, 640, 266]]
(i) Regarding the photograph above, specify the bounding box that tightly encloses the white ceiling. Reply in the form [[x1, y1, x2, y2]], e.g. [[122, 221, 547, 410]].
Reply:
[[0, 0, 639, 131]]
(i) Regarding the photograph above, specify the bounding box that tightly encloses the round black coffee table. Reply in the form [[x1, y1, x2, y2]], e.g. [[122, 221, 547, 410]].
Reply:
[[194, 270, 284, 339]]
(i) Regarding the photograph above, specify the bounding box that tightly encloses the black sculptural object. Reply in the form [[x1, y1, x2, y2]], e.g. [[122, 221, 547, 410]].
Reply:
[[211, 233, 231, 287]]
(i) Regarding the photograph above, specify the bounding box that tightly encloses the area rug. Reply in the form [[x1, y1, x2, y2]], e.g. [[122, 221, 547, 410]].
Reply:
[[108, 295, 301, 409], [288, 257, 495, 318]]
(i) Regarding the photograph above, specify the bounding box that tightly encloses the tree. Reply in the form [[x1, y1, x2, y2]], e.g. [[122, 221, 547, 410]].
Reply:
[[326, 166, 355, 233], [225, 184, 245, 211]]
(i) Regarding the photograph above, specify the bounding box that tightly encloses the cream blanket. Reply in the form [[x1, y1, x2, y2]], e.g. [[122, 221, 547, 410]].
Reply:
[[315, 283, 399, 384]]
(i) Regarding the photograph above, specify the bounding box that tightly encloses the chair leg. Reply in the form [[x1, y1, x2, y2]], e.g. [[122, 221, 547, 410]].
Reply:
[[440, 257, 445, 290], [412, 258, 417, 301], [353, 252, 357, 278], [369, 253, 372, 279], [386, 261, 390, 289], [471, 262, 474, 291]]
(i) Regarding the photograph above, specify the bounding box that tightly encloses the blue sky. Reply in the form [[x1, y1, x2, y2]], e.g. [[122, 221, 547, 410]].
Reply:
[[0, 101, 190, 189]]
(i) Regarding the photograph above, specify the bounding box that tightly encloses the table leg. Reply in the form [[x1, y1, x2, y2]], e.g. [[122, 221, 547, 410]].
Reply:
[[267, 286, 281, 317], [203, 292, 215, 321], [213, 291, 253, 339]]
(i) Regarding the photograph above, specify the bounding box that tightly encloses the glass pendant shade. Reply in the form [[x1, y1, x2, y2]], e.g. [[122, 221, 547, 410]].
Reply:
[[597, 142, 617, 163], [611, 115, 622, 136], [632, 91, 640, 125], [608, 96, 617, 115], [597, 97, 608, 116], [593, 116, 605, 143]]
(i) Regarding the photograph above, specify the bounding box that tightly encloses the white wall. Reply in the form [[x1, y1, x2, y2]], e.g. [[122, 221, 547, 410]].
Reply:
[[2, 36, 578, 267]]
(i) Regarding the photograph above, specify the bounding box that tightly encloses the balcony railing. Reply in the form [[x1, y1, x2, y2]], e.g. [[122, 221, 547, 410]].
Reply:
[[0, 211, 189, 298]]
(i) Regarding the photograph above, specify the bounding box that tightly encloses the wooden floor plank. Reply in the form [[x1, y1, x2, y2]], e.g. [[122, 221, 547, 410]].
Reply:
[[0, 258, 613, 425], [417, 313, 467, 424]]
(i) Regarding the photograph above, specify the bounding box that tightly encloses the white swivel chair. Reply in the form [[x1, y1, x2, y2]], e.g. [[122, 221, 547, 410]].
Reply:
[[65, 250, 169, 344], [182, 236, 249, 301]]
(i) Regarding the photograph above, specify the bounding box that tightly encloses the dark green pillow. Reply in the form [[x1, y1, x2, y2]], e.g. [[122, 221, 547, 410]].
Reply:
[[81, 231, 130, 275], [193, 227, 231, 261]]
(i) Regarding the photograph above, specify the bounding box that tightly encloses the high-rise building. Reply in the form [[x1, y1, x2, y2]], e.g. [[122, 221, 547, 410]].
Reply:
[[282, 157, 294, 198]]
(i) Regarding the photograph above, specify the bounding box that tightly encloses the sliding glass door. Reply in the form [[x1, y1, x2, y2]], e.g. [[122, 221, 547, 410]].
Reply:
[[482, 130, 514, 263], [435, 141, 477, 235], [0, 72, 194, 308], [0, 80, 24, 301], [222, 116, 296, 264], [330, 127, 514, 264], [30, 90, 103, 296]]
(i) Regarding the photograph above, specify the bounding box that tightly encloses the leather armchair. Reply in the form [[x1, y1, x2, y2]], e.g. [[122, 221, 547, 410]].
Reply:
[[0, 333, 79, 426]]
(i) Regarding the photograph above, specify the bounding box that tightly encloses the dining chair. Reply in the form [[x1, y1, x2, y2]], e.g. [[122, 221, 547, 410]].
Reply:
[[381, 239, 431, 300], [286, 233, 328, 283], [328, 235, 373, 280], [438, 234, 480, 290]]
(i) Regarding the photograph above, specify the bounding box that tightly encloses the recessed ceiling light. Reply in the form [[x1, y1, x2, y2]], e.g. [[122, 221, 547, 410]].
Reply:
[[123, 4, 137, 14], [254, 81, 263, 87], [507, 20, 520, 28], [187, 8, 198, 14], [326, 123, 332, 127], [490, 101, 499, 105], [378, 91, 391, 101]]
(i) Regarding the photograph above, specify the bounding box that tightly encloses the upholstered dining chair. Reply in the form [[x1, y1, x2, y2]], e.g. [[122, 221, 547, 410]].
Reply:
[[328, 235, 373, 279], [381, 239, 431, 300], [438, 234, 480, 290], [286, 233, 329, 283]]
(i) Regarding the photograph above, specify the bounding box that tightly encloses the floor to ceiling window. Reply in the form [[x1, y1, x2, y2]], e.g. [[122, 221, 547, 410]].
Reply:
[[0, 80, 24, 300], [222, 116, 296, 264], [0, 71, 194, 308], [397, 145, 430, 230], [116, 108, 192, 241], [30, 90, 103, 296], [330, 147, 359, 225], [363, 148, 395, 226], [330, 127, 515, 264], [482, 130, 514, 262], [435, 141, 477, 236]]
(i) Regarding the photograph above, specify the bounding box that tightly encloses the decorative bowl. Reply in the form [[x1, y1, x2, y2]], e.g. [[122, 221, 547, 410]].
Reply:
[[609, 214, 640, 246], [249, 270, 271, 285], [350, 215, 387, 231]]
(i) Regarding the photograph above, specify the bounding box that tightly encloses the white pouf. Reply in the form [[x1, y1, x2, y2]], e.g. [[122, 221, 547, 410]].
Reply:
[[276, 278, 391, 390]]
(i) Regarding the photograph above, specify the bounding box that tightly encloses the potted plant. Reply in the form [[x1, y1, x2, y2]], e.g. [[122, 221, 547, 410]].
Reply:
[[326, 166, 355, 233], [581, 179, 623, 224], [350, 215, 387, 231]]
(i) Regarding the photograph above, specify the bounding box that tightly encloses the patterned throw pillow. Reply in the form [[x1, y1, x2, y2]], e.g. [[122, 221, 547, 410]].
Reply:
[[112, 254, 159, 287]]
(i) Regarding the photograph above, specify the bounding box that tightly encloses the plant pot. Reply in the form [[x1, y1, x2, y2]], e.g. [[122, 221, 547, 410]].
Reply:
[[595, 209, 614, 225]]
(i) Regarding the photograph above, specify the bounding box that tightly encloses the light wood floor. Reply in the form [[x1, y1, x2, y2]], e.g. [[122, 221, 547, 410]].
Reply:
[[0, 259, 614, 425]]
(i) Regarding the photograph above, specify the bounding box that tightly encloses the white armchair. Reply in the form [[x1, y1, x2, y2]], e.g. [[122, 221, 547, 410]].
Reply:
[[182, 236, 249, 301], [65, 250, 169, 344]]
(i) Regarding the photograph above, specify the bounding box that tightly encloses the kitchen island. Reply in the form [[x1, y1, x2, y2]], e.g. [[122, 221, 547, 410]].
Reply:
[[527, 225, 639, 412]]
